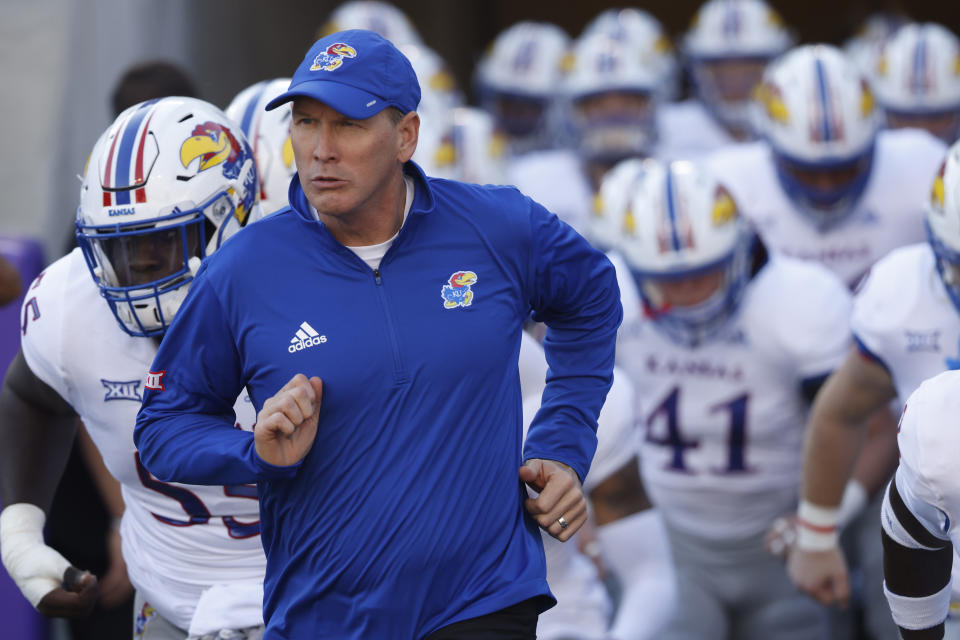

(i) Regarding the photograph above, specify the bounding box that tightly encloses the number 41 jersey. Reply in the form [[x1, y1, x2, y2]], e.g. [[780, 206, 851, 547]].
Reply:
[[20, 248, 265, 631], [616, 255, 852, 541]]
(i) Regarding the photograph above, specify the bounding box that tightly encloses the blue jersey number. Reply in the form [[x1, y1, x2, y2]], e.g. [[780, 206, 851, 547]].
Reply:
[[646, 387, 752, 474], [134, 453, 260, 538]]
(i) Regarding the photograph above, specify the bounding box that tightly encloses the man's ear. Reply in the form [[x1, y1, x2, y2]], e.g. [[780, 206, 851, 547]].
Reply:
[[397, 111, 419, 163]]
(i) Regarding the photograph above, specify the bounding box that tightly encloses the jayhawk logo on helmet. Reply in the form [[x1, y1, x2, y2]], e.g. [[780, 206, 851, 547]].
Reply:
[[712, 185, 739, 225], [441, 270, 478, 309], [310, 43, 358, 72], [932, 159, 948, 212], [179, 121, 257, 224], [755, 82, 790, 124], [180, 122, 247, 178]]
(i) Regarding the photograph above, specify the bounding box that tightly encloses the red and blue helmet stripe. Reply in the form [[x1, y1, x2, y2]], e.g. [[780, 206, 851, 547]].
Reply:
[[102, 100, 159, 206], [813, 57, 838, 143]]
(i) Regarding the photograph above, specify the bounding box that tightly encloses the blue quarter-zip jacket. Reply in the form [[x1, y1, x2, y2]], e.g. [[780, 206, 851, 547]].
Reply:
[[135, 162, 622, 639]]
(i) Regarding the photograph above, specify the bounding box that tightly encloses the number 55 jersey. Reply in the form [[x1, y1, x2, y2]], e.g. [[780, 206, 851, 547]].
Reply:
[[20, 248, 265, 632], [616, 254, 852, 540]]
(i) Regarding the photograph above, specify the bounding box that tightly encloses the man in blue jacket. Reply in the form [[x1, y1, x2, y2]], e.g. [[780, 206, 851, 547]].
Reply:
[[135, 29, 622, 640]]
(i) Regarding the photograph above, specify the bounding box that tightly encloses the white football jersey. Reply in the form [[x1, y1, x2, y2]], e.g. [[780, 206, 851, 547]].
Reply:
[[617, 256, 852, 540], [520, 331, 638, 639], [508, 149, 593, 236], [706, 128, 947, 287], [852, 243, 960, 403], [892, 370, 960, 564], [657, 100, 737, 163], [889, 370, 960, 607], [20, 249, 265, 631]]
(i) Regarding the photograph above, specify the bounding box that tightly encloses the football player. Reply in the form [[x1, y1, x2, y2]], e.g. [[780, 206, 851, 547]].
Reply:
[[673, 0, 793, 146], [413, 105, 509, 186], [579, 7, 680, 102], [709, 43, 946, 288], [869, 22, 960, 144], [881, 370, 960, 640], [0, 97, 264, 639], [519, 331, 676, 640], [226, 78, 296, 217], [792, 139, 960, 638], [474, 21, 571, 157], [403, 44, 508, 186], [614, 160, 852, 639], [508, 31, 660, 235]]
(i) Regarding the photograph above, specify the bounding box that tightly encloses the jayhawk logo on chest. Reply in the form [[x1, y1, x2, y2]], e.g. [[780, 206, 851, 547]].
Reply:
[[441, 270, 477, 309]]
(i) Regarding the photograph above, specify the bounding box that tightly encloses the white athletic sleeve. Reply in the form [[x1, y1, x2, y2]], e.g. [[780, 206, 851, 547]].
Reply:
[[18, 253, 76, 404], [850, 248, 905, 368], [881, 372, 959, 634], [892, 372, 960, 544], [773, 259, 853, 380]]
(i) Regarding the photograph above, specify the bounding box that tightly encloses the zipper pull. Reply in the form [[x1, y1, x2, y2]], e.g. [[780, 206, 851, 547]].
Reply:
[[373, 268, 382, 285]]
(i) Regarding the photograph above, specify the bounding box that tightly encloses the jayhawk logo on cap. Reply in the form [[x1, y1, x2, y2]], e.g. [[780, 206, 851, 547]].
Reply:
[[441, 271, 477, 309], [311, 42, 358, 72]]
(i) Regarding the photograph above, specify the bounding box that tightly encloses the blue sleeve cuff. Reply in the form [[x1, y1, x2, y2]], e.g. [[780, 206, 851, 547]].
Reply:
[[253, 449, 303, 480]]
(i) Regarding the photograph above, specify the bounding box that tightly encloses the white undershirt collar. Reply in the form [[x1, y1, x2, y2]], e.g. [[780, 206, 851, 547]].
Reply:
[[311, 176, 414, 270]]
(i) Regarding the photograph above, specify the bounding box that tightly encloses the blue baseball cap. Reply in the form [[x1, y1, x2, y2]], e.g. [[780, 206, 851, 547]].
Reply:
[[265, 29, 421, 119]]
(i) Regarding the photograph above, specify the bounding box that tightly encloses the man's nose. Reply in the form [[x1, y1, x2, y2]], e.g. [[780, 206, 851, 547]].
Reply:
[[313, 125, 339, 162]]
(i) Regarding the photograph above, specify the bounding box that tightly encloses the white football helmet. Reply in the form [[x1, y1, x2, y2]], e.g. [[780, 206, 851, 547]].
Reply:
[[870, 23, 960, 144], [318, 0, 422, 47], [925, 140, 960, 311], [844, 11, 911, 77], [616, 161, 755, 346], [581, 8, 679, 101], [683, 0, 793, 138], [76, 97, 259, 337], [398, 42, 464, 121], [753, 44, 881, 227], [475, 21, 570, 149], [592, 157, 659, 252], [225, 78, 295, 217], [564, 33, 659, 164], [413, 106, 508, 185]]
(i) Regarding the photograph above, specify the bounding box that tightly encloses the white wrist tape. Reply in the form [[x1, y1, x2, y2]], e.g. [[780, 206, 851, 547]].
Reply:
[[0, 503, 71, 607], [796, 499, 839, 551], [837, 480, 869, 529], [884, 580, 951, 630]]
